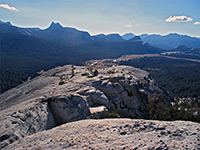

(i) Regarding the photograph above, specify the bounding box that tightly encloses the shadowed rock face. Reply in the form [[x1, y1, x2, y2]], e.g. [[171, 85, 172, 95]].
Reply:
[[48, 95, 91, 126], [0, 65, 169, 148]]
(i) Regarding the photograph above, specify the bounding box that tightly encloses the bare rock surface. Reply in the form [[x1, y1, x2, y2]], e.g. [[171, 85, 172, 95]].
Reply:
[[4, 119, 200, 150], [0, 65, 169, 148]]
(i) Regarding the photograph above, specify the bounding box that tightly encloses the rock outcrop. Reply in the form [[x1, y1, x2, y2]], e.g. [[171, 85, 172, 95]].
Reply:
[[0, 65, 168, 148], [4, 119, 200, 150]]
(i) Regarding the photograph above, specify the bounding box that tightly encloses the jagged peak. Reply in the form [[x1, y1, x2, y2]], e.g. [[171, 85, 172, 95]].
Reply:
[[0, 20, 12, 26], [46, 21, 64, 30]]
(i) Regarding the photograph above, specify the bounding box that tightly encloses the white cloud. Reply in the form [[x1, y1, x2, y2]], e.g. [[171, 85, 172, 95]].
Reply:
[[165, 15, 193, 22], [194, 22, 200, 25], [0, 4, 18, 11], [125, 23, 132, 28]]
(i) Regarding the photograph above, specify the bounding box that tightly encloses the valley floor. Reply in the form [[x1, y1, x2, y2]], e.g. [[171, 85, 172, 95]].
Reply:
[[85, 54, 200, 68]]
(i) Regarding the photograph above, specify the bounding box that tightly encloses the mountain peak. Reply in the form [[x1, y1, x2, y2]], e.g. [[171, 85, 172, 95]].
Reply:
[[46, 21, 63, 30], [166, 33, 180, 37], [92, 33, 124, 42], [0, 20, 12, 26], [5, 22, 12, 26], [122, 33, 135, 40], [128, 36, 142, 42]]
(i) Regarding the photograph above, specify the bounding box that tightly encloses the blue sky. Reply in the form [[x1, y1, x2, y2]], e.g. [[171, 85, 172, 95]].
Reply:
[[0, 0, 200, 37]]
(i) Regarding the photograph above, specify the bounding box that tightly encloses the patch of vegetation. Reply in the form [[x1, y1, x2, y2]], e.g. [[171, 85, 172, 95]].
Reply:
[[87, 75, 96, 78], [93, 69, 99, 76], [147, 94, 200, 123], [71, 65, 75, 77], [58, 81, 65, 85], [127, 87, 134, 96], [58, 76, 65, 85], [107, 68, 115, 74], [86, 69, 99, 78], [81, 73, 89, 76], [104, 107, 120, 118]]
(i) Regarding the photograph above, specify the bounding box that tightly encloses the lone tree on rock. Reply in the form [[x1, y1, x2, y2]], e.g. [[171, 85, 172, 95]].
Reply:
[[71, 65, 75, 77], [93, 69, 99, 76]]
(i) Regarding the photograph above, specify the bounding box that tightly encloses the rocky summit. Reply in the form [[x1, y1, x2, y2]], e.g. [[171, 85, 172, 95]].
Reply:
[[0, 65, 198, 149]]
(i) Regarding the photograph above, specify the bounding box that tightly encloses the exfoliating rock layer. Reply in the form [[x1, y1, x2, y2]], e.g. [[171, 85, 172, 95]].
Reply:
[[0, 65, 170, 149]]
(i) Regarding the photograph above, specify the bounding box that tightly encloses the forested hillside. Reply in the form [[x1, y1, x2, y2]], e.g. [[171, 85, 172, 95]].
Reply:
[[119, 57, 200, 98]]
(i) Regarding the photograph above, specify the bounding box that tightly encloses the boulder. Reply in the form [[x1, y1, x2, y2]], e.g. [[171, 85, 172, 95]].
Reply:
[[48, 95, 91, 125]]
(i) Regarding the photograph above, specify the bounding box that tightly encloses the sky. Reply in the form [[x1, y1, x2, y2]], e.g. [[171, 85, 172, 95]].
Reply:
[[0, 0, 200, 37]]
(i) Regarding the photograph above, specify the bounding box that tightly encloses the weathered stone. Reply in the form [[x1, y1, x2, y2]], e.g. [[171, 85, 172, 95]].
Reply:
[[48, 95, 91, 125], [4, 119, 200, 150], [90, 90, 110, 107], [0, 65, 170, 148], [90, 106, 106, 119]]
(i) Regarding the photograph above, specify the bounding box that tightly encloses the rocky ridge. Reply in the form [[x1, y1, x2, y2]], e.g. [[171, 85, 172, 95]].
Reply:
[[1, 65, 168, 148]]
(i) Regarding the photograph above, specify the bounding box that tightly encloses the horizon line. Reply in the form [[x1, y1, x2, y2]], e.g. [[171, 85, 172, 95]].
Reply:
[[1, 20, 200, 38]]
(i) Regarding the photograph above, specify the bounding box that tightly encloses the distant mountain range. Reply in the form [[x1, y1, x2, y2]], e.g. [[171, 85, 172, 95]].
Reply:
[[0, 21, 163, 93], [122, 32, 200, 50], [0, 21, 163, 55], [1, 21, 93, 44], [92, 33, 124, 42], [2, 20, 200, 49]]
